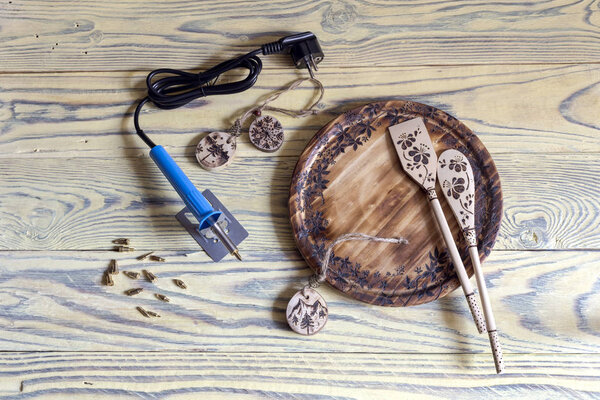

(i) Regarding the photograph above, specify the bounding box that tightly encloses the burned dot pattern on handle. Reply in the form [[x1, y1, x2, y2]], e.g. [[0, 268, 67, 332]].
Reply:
[[466, 293, 487, 334], [488, 330, 505, 374]]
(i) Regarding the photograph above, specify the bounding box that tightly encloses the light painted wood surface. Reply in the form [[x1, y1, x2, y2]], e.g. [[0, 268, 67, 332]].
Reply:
[[0, 154, 598, 251], [1, 353, 599, 398], [0, 250, 599, 353], [1, 0, 599, 397], [0, 65, 598, 159], [1, 0, 600, 71]]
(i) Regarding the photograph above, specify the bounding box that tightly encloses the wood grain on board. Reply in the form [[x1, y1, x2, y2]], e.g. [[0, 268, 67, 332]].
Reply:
[[0, 154, 598, 252], [0, 64, 598, 158], [1, 352, 599, 398], [1, 0, 599, 71], [0, 250, 599, 353]]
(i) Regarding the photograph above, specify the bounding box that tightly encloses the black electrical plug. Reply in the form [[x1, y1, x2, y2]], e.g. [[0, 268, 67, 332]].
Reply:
[[261, 32, 324, 78]]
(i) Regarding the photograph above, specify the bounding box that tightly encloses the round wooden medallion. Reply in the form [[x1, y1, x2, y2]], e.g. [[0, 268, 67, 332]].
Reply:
[[196, 131, 236, 170], [286, 287, 328, 335], [289, 101, 503, 307], [249, 115, 284, 152]]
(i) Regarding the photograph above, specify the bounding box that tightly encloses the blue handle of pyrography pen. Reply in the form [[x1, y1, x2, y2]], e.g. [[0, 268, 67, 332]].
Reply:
[[149, 145, 221, 230]]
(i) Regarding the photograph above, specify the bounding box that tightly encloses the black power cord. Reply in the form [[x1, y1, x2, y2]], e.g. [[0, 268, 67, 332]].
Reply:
[[133, 32, 323, 149]]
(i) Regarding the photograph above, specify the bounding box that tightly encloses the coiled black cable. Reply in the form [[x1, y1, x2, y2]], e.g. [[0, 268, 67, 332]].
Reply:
[[133, 48, 263, 148]]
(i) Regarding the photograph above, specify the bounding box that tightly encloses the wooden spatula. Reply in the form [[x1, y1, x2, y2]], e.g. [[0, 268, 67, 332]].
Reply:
[[438, 148, 504, 373], [388, 117, 486, 335]]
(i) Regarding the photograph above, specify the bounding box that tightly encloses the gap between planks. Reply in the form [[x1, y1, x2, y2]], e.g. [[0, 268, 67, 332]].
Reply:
[[1, 61, 600, 75]]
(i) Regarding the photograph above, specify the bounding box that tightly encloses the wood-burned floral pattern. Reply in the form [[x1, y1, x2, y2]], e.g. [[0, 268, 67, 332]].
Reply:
[[249, 115, 284, 152], [439, 151, 476, 227], [289, 101, 503, 306]]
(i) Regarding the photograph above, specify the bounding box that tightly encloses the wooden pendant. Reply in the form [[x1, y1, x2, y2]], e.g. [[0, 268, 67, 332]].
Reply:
[[195, 131, 237, 170], [286, 286, 328, 335], [249, 115, 284, 152]]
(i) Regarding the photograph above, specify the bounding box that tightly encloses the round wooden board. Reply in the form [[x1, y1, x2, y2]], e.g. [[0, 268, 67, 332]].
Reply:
[[289, 101, 502, 307]]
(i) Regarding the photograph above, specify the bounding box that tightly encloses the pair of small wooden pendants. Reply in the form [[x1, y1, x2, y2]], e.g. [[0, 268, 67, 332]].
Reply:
[[195, 111, 285, 170], [195, 77, 323, 171]]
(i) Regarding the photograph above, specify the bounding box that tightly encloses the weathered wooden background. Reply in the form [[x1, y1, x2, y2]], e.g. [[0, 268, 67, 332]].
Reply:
[[1, 0, 599, 398]]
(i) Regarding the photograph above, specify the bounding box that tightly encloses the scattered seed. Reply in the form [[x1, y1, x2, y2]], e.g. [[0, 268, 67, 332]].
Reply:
[[136, 306, 150, 318], [112, 238, 130, 245], [149, 255, 165, 262], [173, 279, 187, 289], [143, 269, 157, 283], [107, 259, 118, 275], [155, 293, 170, 302], [123, 271, 140, 279], [115, 245, 135, 252], [103, 271, 114, 286], [146, 310, 161, 318], [125, 288, 143, 296], [137, 251, 154, 261]]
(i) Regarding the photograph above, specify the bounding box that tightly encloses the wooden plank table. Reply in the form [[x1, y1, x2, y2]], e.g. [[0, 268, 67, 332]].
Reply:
[[1, 0, 599, 398]]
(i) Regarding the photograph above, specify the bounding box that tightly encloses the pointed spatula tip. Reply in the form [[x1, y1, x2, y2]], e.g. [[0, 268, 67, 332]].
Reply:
[[388, 116, 425, 137]]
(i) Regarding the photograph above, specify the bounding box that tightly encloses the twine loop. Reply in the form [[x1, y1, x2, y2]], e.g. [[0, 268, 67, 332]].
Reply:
[[228, 77, 324, 137], [309, 233, 409, 288]]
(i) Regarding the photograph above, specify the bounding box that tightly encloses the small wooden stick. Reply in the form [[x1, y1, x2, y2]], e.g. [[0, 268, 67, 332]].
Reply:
[[136, 306, 150, 318], [107, 259, 118, 275], [125, 288, 143, 296], [143, 270, 157, 283], [155, 293, 170, 302], [103, 271, 114, 286], [115, 245, 135, 252], [137, 251, 154, 261], [146, 310, 161, 318], [123, 271, 140, 279], [173, 279, 187, 289]]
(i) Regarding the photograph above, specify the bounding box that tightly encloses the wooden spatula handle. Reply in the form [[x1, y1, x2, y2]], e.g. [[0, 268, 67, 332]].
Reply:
[[430, 197, 486, 334], [488, 330, 505, 374], [465, 292, 487, 335], [469, 245, 505, 373], [469, 246, 496, 331]]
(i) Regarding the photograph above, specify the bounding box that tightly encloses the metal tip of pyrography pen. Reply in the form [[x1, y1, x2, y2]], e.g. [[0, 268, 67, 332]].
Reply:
[[232, 249, 242, 261], [209, 222, 243, 262]]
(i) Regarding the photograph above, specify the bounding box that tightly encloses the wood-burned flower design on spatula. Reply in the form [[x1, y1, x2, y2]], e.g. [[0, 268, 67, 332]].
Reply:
[[438, 150, 475, 227], [445, 176, 465, 199], [448, 156, 467, 172], [408, 143, 430, 165], [396, 130, 416, 150]]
